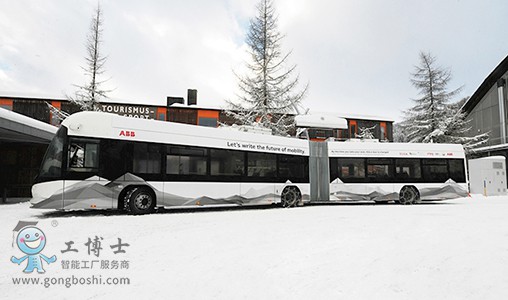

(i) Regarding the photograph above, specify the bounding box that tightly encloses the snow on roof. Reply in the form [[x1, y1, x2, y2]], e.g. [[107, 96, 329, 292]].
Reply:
[[0, 90, 66, 100], [0, 91, 166, 107], [309, 110, 394, 122], [0, 107, 58, 134], [168, 103, 225, 111], [295, 114, 348, 129]]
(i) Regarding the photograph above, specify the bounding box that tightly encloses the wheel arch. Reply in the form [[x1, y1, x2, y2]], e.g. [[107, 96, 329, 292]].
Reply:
[[117, 184, 157, 210], [280, 185, 302, 207], [398, 185, 420, 204]]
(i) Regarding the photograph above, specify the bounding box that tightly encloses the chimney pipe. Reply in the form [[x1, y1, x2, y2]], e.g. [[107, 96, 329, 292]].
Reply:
[[187, 89, 197, 106], [167, 96, 184, 107]]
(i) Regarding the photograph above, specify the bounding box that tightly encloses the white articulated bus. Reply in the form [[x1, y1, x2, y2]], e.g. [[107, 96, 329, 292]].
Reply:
[[31, 112, 468, 214], [31, 111, 310, 214], [325, 141, 468, 204]]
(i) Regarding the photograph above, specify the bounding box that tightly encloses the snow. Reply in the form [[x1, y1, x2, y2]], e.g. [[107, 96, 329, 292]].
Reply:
[[309, 110, 395, 123], [2, 195, 508, 299], [294, 114, 348, 129]]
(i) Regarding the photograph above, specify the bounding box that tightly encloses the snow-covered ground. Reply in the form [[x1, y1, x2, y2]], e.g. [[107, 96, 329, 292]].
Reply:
[[2, 195, 508, 299]]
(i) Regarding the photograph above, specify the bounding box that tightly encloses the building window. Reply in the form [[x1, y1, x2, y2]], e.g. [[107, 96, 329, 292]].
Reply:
[[198, 117, 218, 127]]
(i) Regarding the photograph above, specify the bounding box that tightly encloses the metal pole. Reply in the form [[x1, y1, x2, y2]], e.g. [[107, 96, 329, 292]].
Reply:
[[497, 78, 506, 144]]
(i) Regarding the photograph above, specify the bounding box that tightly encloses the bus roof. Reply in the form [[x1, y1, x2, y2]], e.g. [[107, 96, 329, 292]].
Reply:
[[61, 111, 309, 156], [327, 140, 465, 159]]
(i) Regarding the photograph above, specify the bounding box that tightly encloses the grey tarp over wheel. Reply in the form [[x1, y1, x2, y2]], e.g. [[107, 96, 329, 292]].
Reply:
[[281, 186, 302, 208]]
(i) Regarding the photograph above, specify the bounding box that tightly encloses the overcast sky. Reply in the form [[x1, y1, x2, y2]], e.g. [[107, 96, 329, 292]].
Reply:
[[1, 0, 508, 122]]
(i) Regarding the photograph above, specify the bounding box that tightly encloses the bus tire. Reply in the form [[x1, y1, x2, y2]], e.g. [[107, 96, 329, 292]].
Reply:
[[280, 186, 301, 208], [125, 187, 156, 214], [398, 186, 419, 205]]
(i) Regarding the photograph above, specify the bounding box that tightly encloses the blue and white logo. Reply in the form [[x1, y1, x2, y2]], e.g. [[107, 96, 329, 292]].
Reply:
[[11, 224, 57, 274]]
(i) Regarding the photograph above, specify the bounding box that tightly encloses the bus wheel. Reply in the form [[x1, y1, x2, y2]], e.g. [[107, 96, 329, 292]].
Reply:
[[125, 187, 156, 214], [281, 186, 301, 208], [398, 186, 419, 205]]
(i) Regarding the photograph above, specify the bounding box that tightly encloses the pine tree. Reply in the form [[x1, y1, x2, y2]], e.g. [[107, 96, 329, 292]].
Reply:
[[225, 0, 307, 136], [404, 51, 461, 143], [402, 51, 488, 149], [67, 3, 109, 111]]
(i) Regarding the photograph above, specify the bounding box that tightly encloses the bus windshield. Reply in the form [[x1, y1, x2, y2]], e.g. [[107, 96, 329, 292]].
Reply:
[[37, 126, 67, 181]]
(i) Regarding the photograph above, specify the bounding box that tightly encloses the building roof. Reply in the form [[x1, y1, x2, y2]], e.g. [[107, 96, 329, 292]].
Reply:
[[0, 107, 57, 143], [462, 54, 508, 114]]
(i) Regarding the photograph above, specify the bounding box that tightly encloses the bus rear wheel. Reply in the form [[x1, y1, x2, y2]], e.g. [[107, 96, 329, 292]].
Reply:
[[398, 186, 419, 205], [281, 186, 301, 208], [125, 187, 156, 214]]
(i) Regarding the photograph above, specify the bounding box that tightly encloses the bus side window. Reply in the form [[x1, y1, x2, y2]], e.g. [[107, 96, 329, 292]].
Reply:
[[247, 152, 276, 177], [279, 155, 307, 180], [210, 149, 244, 176], [133, 143, 161, 174], [395, 159, 421, 181], [422, 159, 448, 182], [337, 158, 365, 181], [166, 146, 208, 175], [448, 159, 466, 183], [68, 139, 99, 172], [366, 159, 393, 181]]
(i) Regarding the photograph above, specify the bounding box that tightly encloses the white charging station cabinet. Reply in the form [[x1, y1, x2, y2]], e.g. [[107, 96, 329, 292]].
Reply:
[[468, 156, 507, 196]]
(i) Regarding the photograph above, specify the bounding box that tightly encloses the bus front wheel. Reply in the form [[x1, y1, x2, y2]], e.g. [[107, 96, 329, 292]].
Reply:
[[398, 186, 419, 205], [124, 187, 156, 214], [281, 186, 301, 208]]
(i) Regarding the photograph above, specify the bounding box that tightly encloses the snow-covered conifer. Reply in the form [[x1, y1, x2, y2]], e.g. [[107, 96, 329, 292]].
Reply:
[[67, 3, 109, 111], [225, 0, 307, 136], [403, 51, 461, 143], [401, 52, 488, 150]]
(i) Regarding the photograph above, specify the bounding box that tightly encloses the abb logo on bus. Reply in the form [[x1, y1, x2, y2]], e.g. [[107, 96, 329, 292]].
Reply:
[[119, 130, 136, 137]]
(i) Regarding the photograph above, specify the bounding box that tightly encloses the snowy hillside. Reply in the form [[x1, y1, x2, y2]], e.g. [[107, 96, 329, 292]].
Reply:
[[2, 195, 508, 299]]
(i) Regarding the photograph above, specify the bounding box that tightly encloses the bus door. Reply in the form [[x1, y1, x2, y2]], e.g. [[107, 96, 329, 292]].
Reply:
[[64, 138, 113, 210], [241, 152, 277, 205], [329, 157, 369, 201]]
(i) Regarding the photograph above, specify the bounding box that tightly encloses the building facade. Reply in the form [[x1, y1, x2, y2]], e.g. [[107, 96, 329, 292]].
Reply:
[[0, 92, 394, 141], [463, 54, 508, 158]]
